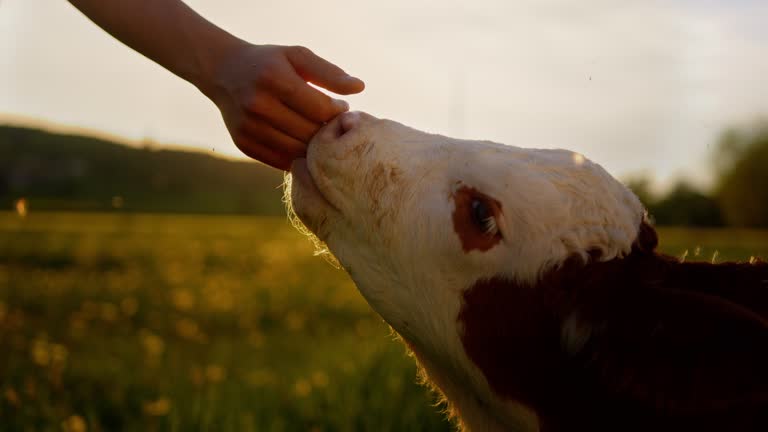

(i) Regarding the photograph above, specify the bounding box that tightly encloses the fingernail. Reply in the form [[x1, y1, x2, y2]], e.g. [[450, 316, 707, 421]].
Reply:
[[332, 99, 350, 111], [346, 76, 365, 88]]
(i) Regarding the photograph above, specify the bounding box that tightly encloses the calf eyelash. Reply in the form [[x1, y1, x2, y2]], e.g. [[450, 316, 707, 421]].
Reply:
[[483, 216, 499, 237], [470, 198, 501, 238], [453, 186, 504, 252]]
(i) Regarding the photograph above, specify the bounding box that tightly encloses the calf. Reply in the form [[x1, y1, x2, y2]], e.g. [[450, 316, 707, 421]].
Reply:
[[287, 111, 768, 432]]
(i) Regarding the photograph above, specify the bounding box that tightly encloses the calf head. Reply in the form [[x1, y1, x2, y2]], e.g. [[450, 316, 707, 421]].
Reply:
[[287, 112, 645, 429]]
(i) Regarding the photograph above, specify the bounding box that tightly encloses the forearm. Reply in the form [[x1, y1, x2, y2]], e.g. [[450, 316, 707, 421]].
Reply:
[[67, 0, 244, 96], [68, 0, 365, 170]]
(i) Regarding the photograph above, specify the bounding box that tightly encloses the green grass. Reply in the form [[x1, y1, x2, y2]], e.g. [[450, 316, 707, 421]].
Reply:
[[0, 212, 766, 431]]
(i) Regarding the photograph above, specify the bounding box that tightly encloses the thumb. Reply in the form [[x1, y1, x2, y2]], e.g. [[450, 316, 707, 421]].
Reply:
[[286, 46, 365, 95]]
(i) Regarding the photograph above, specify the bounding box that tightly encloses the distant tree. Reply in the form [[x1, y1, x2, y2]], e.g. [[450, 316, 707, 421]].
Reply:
[[714, 122, 768, 227], [624, 175, 723, 227], [623, 175, 656, 208], [651, 181, 724, 227]]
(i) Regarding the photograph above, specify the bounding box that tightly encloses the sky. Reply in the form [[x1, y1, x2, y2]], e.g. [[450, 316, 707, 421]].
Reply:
[[2, 0, 767, 190]]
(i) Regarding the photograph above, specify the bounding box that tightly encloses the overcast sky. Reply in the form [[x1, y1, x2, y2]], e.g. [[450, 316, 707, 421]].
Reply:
[[2, 0, 767, 189]]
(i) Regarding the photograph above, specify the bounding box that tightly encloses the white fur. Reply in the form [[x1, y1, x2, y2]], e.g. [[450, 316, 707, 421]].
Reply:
[[287, 111, 644, 431]]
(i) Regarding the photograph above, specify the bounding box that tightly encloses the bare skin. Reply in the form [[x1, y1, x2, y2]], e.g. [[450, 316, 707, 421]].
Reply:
[[68, 0, 365, 170]]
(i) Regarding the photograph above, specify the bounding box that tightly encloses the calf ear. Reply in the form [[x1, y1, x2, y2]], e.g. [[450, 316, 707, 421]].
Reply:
[[632, 219, 658, 253], [564, 253, 768, 421], [563, 264, 768, 420]]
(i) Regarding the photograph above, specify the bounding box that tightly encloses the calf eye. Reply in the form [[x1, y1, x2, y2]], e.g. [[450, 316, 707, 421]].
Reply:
[[471, 199, 499, 236], [452, 186, 503, 252]]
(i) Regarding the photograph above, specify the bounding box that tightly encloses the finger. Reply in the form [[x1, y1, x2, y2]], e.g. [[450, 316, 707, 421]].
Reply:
[[286, 46, 365, 95], [234, 134, 292, 170], [234, 122, 306, 170], [240, 118, 307, 157], [278, 76, 350, 123], [245, 94, 320, 143]]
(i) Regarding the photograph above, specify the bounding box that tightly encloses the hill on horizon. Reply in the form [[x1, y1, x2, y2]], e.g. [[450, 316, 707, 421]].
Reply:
[[0, 124, 286, 215]]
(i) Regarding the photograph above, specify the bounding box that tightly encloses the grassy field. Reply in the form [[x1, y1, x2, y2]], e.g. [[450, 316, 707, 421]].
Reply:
[[1, 212, 767, 432]]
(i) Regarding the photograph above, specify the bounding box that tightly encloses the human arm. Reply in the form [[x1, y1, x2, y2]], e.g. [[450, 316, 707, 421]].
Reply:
[[67, 0, 365, 170]]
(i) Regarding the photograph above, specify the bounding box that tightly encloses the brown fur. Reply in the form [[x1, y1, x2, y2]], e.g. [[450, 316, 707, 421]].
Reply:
[[458, 222, 768, 431]]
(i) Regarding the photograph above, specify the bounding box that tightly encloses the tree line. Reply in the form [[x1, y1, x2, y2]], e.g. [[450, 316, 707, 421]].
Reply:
[[2, 122, 767, 226], [0, 125, 285, 215], [626, 122, 768, 228]]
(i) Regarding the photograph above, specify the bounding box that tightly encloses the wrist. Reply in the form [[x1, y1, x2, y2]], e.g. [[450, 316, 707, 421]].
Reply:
[[183, 24, 248, 102]]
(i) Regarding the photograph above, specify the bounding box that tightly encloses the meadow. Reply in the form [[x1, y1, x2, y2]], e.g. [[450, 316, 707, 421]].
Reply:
[[1, 212, 767, 432]]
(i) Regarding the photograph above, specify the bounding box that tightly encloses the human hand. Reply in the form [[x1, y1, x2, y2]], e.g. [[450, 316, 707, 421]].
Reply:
[[202, 43, 365, 170]]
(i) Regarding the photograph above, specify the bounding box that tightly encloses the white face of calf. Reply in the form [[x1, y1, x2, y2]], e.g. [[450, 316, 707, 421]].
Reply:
[[288, 111, 644, 398]]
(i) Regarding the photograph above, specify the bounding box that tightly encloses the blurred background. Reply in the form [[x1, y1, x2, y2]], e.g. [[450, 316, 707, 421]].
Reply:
[[1, 0, 767, 431]]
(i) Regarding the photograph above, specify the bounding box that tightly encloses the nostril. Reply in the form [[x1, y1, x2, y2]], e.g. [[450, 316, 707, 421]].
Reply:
[[338, 111, 361, 136]]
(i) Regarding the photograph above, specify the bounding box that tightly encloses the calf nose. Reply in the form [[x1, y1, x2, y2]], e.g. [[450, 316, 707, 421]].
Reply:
[[314, 110, 371, 142], [308, 111, 374, 165], [339, 111, 361, 136]]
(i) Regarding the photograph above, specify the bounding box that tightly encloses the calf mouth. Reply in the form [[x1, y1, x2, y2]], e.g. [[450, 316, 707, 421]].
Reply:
[[284, 158, 341, 267], [284, 111, 371, 266], [288, 112, 366, 232], [287, 157, 337, 235]]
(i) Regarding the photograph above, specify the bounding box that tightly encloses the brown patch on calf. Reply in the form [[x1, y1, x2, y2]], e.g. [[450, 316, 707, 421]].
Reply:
[[367, 163, 387, 216], [365, 162, 405, 231], [388, 166, 402, 183], [452, 186, 503, 253], [336, 134, 373, 161], [458, 221, 768, 431]]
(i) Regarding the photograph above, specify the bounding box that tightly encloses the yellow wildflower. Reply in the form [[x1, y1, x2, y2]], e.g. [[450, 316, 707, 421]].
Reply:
[[15, 198, 28, 218], [61, 415, 87, 432], [294, 379, 312, 397], [205, 365, 226, 383], [142, 398, 171, 416]]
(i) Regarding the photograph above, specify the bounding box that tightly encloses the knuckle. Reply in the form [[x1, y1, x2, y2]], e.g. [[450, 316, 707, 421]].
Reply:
[[279, 81, 301, 100], [234, 130, 253, 146], [238, 140, 268, 160], [270, 155, 287, 168], [233, 135, 256, 155], [255, 62, 283, 88], [245, 93, 271, 115], [237, 122, 261, 139], [290, 45, 314, 60], [316, 104, 336, 122], [302, 124, 321, 141], [256, 66, 295, 98]]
